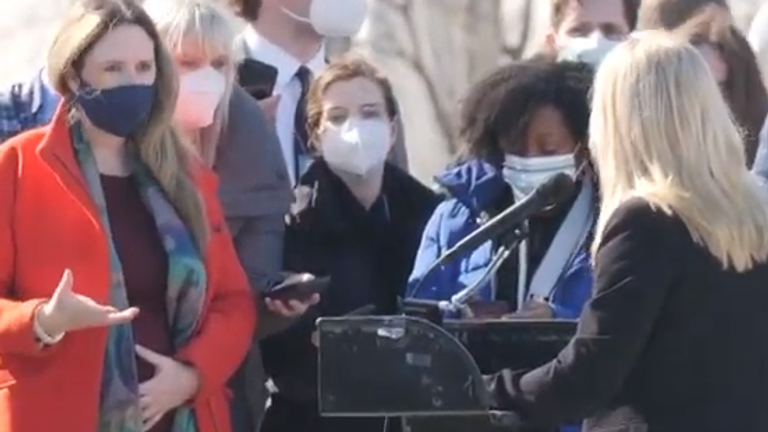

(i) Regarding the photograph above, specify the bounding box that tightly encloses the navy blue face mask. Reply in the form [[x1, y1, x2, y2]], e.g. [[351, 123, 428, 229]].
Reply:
[[74, 83, 156, 138]]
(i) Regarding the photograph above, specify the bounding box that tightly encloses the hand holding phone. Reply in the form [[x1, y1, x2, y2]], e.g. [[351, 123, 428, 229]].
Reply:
[[264, 291, 318, 318], [263, 273, 330, 303]]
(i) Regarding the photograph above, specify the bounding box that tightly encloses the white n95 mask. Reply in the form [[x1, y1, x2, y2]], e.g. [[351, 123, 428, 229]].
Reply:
[[175, 67, 227, 129], [282, 0, 368, 37], [557, 31, 621, 67], [321, 118, 391, 176], [502, 154, 576, 201]]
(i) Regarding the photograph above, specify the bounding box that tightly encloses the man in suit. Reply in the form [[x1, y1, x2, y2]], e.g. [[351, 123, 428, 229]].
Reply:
[[230, 0, 409, 185]]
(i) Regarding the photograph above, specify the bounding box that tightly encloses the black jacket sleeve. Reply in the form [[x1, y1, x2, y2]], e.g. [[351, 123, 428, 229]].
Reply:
[[483, 198, 683, 426]]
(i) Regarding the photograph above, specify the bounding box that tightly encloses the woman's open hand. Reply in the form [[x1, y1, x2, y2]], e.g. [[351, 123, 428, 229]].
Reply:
[[35, 269, 139, 336]]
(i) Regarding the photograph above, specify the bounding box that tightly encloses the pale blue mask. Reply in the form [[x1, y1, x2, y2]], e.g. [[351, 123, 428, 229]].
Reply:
[[502, 153, 576, 201]]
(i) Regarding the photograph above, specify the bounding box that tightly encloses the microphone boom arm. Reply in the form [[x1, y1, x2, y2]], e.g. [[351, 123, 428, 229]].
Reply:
[[446, 227, 527, 315], [407, 173, 573, 301]]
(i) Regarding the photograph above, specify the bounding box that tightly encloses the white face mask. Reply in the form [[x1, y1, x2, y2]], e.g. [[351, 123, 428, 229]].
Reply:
[[557, 31, 621, 67], [175, 67, 227, 129], [320, 118, 391, 176], [502, 154, 576, 201], [282, 0, 368, 37]]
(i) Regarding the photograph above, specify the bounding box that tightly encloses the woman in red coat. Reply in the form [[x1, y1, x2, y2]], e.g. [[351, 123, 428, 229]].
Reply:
[[0, 1, 256, 432]]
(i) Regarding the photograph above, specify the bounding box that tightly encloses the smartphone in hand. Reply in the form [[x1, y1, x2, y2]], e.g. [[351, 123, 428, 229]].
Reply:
[[237, 58, 279, 100], [263, 273, 330, 302]]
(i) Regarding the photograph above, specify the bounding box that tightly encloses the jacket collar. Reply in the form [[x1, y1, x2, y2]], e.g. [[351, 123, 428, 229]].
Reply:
[[36, 102, 98, 220], [33, 104, 213, 226], [289, 160, 412, 237], [434, 159, 509, 215]]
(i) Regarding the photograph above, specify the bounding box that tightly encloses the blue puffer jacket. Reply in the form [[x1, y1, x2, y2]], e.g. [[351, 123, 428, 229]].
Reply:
[[407, 160, 591, 432], [406, 159, 593, 319]]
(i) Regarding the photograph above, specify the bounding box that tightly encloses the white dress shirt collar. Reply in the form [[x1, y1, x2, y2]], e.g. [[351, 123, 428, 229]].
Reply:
[[240, 26, 328, 184], [243, 26, 327, 86]]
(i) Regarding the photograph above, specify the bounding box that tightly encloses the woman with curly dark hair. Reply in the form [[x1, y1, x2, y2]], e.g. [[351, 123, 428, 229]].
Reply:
[[407, 60, 596, 331]]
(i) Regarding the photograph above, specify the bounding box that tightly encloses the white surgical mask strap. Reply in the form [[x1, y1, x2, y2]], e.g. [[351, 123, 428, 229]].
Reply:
[[282, 6, 311, 24]]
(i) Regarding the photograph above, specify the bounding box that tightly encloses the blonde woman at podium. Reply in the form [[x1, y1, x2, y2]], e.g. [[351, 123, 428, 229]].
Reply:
[[484, 31, 768, 432]]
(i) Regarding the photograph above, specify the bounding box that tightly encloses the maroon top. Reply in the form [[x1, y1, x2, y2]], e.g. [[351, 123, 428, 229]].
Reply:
[[102, 174, 173, 432]]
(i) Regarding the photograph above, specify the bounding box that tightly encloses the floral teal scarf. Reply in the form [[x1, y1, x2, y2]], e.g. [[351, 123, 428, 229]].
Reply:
[[71, 124, 207, 432]]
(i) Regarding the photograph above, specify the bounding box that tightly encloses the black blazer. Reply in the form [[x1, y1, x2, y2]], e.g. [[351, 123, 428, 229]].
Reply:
[[485, 198, 768, 432]]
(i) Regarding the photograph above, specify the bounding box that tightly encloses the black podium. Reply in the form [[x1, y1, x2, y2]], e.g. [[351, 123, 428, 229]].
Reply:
[[316, 315, 576, 432]]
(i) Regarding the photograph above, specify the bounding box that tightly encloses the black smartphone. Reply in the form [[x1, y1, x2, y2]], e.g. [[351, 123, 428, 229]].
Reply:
[[237, 58, 279, 101], [263, 273, 330, 302]]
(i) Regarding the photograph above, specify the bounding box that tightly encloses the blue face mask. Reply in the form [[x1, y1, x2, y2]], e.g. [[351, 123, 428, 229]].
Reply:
[[74, 83, 156, 138]]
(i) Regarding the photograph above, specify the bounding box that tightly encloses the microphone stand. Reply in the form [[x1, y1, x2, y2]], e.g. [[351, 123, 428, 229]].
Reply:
[[445, 226, 527, 317], [401, 225, 528, 323]]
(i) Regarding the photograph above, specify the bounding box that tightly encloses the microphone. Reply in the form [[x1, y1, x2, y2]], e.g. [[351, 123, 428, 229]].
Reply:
[[435, 173, 576, 266], [402, 172, 576, 314]]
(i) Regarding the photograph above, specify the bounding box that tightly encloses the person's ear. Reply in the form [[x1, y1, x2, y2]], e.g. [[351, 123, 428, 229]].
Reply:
[[573, 143, 593, 178], [574, 143, 587, 162], [545, 29, 559, 53], [306, 113, 324, 154], [309, 129, 322, 155], [64, 71, 81, 95], [387, 116, 398, 149]]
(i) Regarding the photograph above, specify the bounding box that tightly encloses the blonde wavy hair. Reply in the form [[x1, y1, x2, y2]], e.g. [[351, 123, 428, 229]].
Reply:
[[47, 0, 209, 248], [590, 30, 768, 271], [143, 0, 242, 166]]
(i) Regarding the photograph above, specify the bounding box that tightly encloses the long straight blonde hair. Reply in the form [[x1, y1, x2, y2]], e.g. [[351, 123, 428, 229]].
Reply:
[[47, 0, 209, 248], [590, 31, 768, 271], [143, 0, 242, 166]]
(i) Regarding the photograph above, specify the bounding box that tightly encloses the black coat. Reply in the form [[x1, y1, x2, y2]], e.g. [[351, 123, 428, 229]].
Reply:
[[261, 160, 440, 402], [485, 198, 768, 432]]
